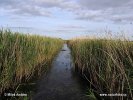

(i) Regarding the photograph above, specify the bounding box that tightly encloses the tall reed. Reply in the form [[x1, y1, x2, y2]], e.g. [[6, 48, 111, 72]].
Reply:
[[69, 38, 133, 100], [0, 29, 63, 93]]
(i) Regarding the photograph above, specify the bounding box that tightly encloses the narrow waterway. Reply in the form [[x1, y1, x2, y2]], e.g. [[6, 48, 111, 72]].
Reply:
[[33, 44, 88, 100]]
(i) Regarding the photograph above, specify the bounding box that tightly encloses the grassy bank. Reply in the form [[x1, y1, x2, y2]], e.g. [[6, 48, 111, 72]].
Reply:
[[68, 38, 133, 100], [0, 30, 63, 95]]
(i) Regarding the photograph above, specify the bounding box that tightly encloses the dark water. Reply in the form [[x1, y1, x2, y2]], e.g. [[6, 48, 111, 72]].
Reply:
[[33, 44, 89, 100]]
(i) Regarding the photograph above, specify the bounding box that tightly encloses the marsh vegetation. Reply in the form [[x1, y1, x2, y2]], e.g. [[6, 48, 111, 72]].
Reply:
[[68, 37, 133, 100], [0, 29, 133, 100], [0, 30, 63, 99]]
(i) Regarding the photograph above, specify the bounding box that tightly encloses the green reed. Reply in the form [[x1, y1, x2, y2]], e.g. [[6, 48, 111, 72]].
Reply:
[[69, 38, 133, 100], [0, 29, 63, 93]]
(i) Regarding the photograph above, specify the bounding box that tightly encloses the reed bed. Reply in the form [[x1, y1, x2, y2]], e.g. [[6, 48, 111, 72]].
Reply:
[[0, 29, 63, 93], [69, 38, 133, 100]]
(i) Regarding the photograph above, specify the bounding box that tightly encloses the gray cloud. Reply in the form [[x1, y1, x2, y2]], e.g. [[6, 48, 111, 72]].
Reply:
[[0, 0, 133, 23], [78, 0, 131, 10], [60, 25, 85, 29], [13, 6, 51, 17], [33, 0, 63, 8], [75, 0, 133, 23], [0, 0, 52, 16], [0, 0, 79, 18]]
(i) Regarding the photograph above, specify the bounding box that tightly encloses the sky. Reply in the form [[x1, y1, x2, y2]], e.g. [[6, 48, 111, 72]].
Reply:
[[0, 0, 133, 39]]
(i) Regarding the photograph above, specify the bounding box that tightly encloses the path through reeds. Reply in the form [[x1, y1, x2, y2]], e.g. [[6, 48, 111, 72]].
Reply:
[[33, 44, 89, 100]]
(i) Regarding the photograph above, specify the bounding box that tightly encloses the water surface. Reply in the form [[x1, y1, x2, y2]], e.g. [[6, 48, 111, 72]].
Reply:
[[33, 44, 88, 100]]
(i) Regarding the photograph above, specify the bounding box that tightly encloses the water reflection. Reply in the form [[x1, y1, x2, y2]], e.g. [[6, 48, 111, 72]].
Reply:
[[33, 44, 88, 100]]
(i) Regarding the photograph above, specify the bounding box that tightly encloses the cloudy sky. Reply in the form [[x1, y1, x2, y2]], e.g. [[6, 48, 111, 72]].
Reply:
[[0, 0, 133, 39]]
